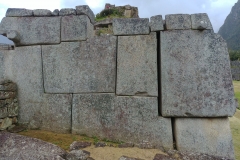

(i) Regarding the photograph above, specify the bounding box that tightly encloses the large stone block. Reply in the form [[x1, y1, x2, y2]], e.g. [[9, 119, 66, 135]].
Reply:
[[0, 46, 44, 123], [117, 33, 158, 96], [75, 5, 95, 23], [150, 15, 164, 31], [165, 14, 191, 30], [191, 13, 213, 30], [42, 36, 116, 93], [161, 30, 236, 117], [61, 15, 93, 41], [0, 17, 61, 45], [174, 118, 234, 159], [59, 8, 76, 16], [6, 8, 33, 17], [33, 9, 52, 16], [72, 94, 173, 150], [113, 18, 149, 35], [40, 94, 72, 133]]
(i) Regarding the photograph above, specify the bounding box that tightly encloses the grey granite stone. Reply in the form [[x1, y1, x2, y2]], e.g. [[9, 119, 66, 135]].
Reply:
[[61, 15, 94, 41], [191, 13, 213, 30], [165, 14, 191, 30], [117, 33, 158, 96], [72, 94, 173, 150], [7, 30, 20, 44], [76, 5, 95, 23], [40, 94, 72, 133], [174, 118, 234, 159], [0, 132, 67, 160], [6, 8, 33, 17], [0, 17, 61, 45], [0, 117, 12, 130], [66, 150, 90, 160], [150, 15, 164, 31], [113, 18, 149, 35], [59, 8, 76, 16], [33, 9, 52, 16], [0, 46, 44, 123], [52, 9, 59, 16], [161, 30, 236, 117], [42, 36, 116, 93], [0, 99, 18, 119]]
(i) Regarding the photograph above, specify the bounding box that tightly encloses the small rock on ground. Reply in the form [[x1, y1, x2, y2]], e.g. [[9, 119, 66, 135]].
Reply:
[[70, 141, 91, 151]]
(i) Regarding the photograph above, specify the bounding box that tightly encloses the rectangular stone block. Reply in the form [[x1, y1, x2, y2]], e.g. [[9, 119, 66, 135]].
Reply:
[[40, 94, 72, 133], [61, 15, 93, 41], [33, 9, 52, 17], [113, 18, 149, 35], [191, 13, 213, 30], [42, 36, 116, 93], [174, 118, 234, 159], [165, 14, 191, 30], [150, 15, 164, 31], [117, 33, 158, 96], [161, 30, 236, 117], [72, 94, 173, 150], [0, 17, 60, 45], [0, 46, 44, 123], [6, 8, 33, 17], [75, 5, 95, 23]]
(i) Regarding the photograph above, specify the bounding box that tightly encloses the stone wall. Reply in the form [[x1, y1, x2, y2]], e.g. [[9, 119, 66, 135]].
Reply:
[[0, 7, 236, 159]]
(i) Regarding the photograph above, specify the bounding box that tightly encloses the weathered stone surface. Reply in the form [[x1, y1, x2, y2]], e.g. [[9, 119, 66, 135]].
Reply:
[[0, 46, 44, 123], [117, 33, 158, 96], [61, 15, 94, 41], [76, 5, 95, 23], [52, 9, 59, 16], [150, 15, 164, 31], [118, 142, 134, 148], [43, 36, 116, 93], [136, 140, 154, 149], [7, 30, 20, 44], [59, 8, 76, 16], [0, 91, 16, 100], [191, 13, 213, 30], [33, 9, 52, 16], [0, 81, 17, 91], [113, 18, 149, 35], [95, 142, 106, 147], [161, 30, 236, 117], [6, 8, 33, 17], [72, 94, 173, 150], [165, 14, 191, 30], [0, 99, 18, 118], [0, 132, 67, 160], [66, 150, 90, 160], [119, 156, 144, 160], [0, 117, 12, 130], [70, 141, 92, 151], [0, 17, 61, 45], [174, 118, 234, 159], [40, 94, 72, 133], [7, 124, 27, 133]]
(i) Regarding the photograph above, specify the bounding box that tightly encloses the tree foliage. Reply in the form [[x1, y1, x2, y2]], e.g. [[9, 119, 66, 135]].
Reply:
[[229, 50, 240, 61]]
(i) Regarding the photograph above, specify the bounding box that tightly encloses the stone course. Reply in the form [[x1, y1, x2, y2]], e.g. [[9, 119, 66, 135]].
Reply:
[[6, 8, 33, 17], [150, 15, 164, 31], [33, 9, 52, 16], [191, 13, 213, 30], [59, 8, 76, 16], [165, 14, 191, 30], [76, 5, 95, 23]]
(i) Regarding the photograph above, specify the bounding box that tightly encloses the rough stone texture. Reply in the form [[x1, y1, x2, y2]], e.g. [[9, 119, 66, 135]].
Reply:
[[72, 94, 173, 150], [113, 18, 149, 35], [42, 36, 116, 93], [0, 117, 12, 130], [95, 142, 107, 147], [59, 8, 76, 16], [118, 142, 134, 148], [231, 61, 240, 80], [6, 8, 33, 17], [174, 118, 235, 159], [117, 33, 158, 96], [136, 141, 154, 149], [0, 17, 61, 45], [0, 132, 67, 160], [165, 14, 191, 30], [0, 46, 44, 123], [52, 9, 59, 16], [191, 13, 213, 30], [8, 124, 27, 133], [0, 98, 18, 119], [61, 15, 94, 41], [66, 150, 90, 160], [76, 5, 95, 23], [33, 9, 52, 16], [7, 30, 20, 44], [0, 91, 16, 100], [70, 141, 91, 151], [0, 82, 17, 91], [150, 15, 164, 31], [161, 30, 236, 117], [119, 156, 144, 160], [40, 94, 72, 133]]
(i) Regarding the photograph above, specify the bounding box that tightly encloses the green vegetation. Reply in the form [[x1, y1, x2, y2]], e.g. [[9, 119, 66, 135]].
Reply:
[[95, 8, 125, 21], [229, 50, 240, 61], [233, 81, 240, 110]]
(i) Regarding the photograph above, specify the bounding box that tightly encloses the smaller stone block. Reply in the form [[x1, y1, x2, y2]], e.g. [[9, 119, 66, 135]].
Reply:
[[113, 18, 149, 35], [6, 8, 33, 17], [174, 118, 234, 159], [7, 30, 20, 43], [150, 15, 164, 31], [0, 117, 12, 130], [191, 13, 213, 30], [52, 9, 59, 16], [76, 5, 95, 23], [0, 91, 16, 100], [165, 14, 191, 30], [33, 9, 52, 17], [59, 8, 76, 16]]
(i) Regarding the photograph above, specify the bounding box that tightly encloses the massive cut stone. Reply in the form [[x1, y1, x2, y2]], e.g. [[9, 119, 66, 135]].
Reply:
[[61, 15, 94, 41], [174, 118, 234, 159], [6, 8, 33, 17], [33, 9, 52, 16], [0, 17, 61, 45], [113, 18, 149, 35], [117, 33, 158, 96], [165, 14, 191, 30], [72, 94, 173, 150], [191, 13, 213, 30], [150, 15, 164, 31], [40, 94, 72, 133], [59, 8, 76, 16], [0, 132, 67, 160], [0, 46, 44, 123], [161, 30, 236, 117], [42, 36, 116, 93], [76, 5, 95, 23]]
